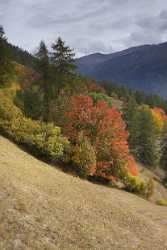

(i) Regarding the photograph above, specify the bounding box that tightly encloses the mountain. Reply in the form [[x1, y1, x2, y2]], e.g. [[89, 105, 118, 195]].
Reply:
[[0, 135, 167, 250], [9, 40, 167, 98], [76, 42, 167, 98]]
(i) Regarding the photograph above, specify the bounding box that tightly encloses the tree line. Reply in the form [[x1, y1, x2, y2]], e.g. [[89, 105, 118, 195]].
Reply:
[[0, 25, 167, 193]]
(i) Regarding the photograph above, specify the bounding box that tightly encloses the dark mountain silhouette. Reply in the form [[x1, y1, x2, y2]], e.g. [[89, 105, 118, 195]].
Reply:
[[76, 42, 167, 98]]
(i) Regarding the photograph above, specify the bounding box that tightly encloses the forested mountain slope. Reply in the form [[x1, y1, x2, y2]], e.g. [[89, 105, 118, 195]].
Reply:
[[76, 42, 167, 98], [7, 43, 35, 68], [7, 38, 167, 99]]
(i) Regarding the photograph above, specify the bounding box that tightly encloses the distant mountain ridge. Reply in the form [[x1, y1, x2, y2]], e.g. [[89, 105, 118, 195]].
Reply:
[[8, 40, 167, 98], [76, 42, 167, 98]]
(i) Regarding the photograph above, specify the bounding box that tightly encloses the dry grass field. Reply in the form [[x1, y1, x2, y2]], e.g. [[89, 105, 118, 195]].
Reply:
[[0, 135, 167, 250]]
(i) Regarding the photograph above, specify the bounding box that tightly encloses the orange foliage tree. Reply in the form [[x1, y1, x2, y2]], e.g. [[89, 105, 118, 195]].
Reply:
[[64, 95, 138, 179], [151, 107, 167, 135]]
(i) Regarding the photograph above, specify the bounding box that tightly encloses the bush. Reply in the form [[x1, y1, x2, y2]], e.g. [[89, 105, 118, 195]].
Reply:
[[146, 178, 155, 201], [15, 86, 43, 120], [123, 173, 146, 195], [89, 92, 112, 107], [0, 92, 69, 161], [40, 123, 70, 160], [71, 132, 96, 177], [163, 177, 167, 189], [156, 199, 167, 206]]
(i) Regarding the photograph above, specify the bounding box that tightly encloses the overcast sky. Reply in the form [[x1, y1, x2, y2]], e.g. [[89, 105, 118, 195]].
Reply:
[[1, 0, 167, 56]]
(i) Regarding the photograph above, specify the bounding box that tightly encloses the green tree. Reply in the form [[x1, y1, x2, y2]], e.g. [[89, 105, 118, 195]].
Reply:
[[35, 41, 52, 121], [51, 37, 75, 74], [0, 25, 5, 38], [161, 128, 167, 172], [89, 92, 112, 107], [51, 37, 76, 94], [123, 96, 137, 128], [0, 25, 14, 86], [123, 96, 138, 152], [132, 105, 159, 167]]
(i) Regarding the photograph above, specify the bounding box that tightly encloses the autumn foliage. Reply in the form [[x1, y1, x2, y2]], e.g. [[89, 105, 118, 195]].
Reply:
[[64, 95, 138, 180], [151, 107, 167, 135]]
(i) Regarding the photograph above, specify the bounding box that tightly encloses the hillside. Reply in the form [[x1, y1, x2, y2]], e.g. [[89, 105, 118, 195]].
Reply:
[[0, 135, 167, 250], [7, 39, 167, 98], [7, 43, 35, 69], [76, 42, 167, 98]]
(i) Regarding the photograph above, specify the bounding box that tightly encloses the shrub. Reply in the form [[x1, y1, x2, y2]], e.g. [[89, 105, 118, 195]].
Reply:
[[156, 199, 167, 206], [146, 178, 155, 201], [163, 177, 167, 189], [41, 123, 70, 160], [71, 132, 96, 177], [123, 173, 146, 195], [0, 92, 69, 161], [15, 86, 43, 120], [89, 92, 112, 107]]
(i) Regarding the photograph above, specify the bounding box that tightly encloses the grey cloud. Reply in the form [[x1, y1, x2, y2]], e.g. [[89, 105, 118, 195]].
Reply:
[[159, 10, 167, 19], [1, 0, 167, 56], [28, 4, 110, 28], [136, 11, 167, 33], [0, 0, 13, 6], [74, 39, 113, 55]]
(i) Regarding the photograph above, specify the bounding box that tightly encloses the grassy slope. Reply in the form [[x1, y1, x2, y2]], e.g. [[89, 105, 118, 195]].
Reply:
[[0, 136, 167, 250], [138, 164, 167, 203]]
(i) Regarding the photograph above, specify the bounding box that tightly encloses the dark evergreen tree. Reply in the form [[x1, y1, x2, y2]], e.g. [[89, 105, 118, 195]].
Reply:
[[0, 26, 5, 38], [51, 37, 76, 75], [49, 37, 77, 97], [35, 41, 52, 121], [160, 127, 167, 172], [123, 96, 137, 129], [131, 105, 159, 167], [122, 96, 138, 154], [0, 25, 14, 86]]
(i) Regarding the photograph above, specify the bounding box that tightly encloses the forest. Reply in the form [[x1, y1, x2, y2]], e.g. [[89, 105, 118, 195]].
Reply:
[[0, 25, 167, 198]]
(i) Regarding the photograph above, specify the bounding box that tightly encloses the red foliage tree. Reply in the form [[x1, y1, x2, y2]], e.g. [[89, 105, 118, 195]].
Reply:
[[87, 81, 106, 94], [64, 95, 138, 179]]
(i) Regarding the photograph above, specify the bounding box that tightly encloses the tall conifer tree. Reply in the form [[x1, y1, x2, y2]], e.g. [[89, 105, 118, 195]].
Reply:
[[0, 25, 13, 86], [35, 41, 51, 121], [50, 37, 76, 94]]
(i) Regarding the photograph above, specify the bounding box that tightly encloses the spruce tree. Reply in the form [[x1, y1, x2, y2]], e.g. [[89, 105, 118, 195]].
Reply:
[[133, 105, 159, 167], [123, 96, 138, 154], [51, 37, 76, 75], [0, 25, 13, 86], [161, 128, 167, 172], [35, 41, 51, 121], [0, 26, 5, 38], [49, 37, 76, 96]]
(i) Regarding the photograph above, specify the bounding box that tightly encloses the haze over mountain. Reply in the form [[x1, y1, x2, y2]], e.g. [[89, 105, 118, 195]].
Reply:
[[76, 41, 167, 98]]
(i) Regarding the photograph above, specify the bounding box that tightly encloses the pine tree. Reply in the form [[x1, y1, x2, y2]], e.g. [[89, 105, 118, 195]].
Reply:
[[133, 105, 159, 167], [161, 128, 167, 172], [51, 37, 76, 75], [123, 96, 137, 129], [49, 37, 76, 96], [123, 97, 138, 153], [35, 41, 49, 73], [0, 25, 5, 38], [0, 25, 13, 86], [35, 41, 51, 121]]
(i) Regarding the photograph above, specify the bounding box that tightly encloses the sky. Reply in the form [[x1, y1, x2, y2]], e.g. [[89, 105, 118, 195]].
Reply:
[[1, 0, 167, 57]]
